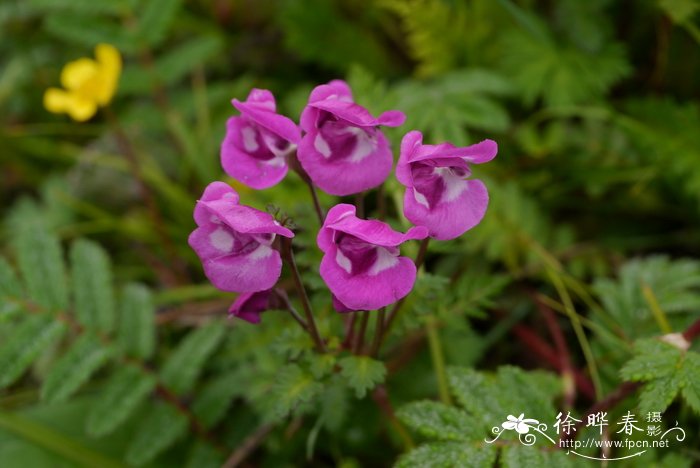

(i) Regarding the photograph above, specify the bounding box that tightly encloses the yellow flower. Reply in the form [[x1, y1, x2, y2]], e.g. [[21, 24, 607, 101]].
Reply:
[[44, 43, 122, 122]]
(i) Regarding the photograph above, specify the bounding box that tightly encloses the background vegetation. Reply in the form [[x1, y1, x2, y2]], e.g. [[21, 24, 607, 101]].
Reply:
[[1, 0, 700, 466]]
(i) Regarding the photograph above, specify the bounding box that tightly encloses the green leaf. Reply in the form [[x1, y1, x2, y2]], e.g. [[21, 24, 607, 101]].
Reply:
[[447, 366, 560, 433], [125, 401, 188, 466], [621, 338, 700, 415], [501, 29, 629, 107], [116, 283, 155, 359], [121, 36, 223, 95], [70, 239, 115, 333], [185, 441, 223, 468], [397, 401, 480, 441], [192, 373, 241, 429], [41, 333, 111, 403], [86, 365, 157, 437], [13, 223, 67, 311], [27, 0, 128, 14], [501, 445, 585, 468], [44, 14, 137, 52], [659, 0, 700, 23], [620, 339, 681, 381], [0, 317, 66, 389], [0, 258, 22, 299], [396, 442, 497, 468], [338, 356, 386, 398], [268, 365, 322, 420], [160, 320, 225, 395], [0, 410, 125, 468], [134, 0, 182, 47]]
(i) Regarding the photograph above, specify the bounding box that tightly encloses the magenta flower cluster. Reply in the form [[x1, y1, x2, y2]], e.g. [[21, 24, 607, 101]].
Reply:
[[189, 80, 497, 323]]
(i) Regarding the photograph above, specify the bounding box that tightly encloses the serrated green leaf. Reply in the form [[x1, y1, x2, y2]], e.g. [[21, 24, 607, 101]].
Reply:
[[160, 320, 225, 395], [192, 373, 240, 429], [621, 338, 700, 415], [320, 376, 349, 432], [397, 400, 480, 441], [87, 365, 157, 437], [396, 442, 497, 468], [70, 239, 115, 333], [268, 365, 323, 420], [117, 283, 155, 359], [679, 351, 700, 414], [0, 258, 22, 299], [447, 366, 560, 434], [41, 333, 111, 403], [125, 401, 188, 465], [620, 339, 681, 381], [13, 223, 67, 311], [339, 356, 386, 399], [0, 316, 66, 389]]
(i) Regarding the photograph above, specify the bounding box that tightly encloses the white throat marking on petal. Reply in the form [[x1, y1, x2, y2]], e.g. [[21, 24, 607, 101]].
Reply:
[[335, 248, 352, 274], [242, 126, 259, 152], [434, 167, 468, 202], [314, 133, 332, 158], [368, 247, 399, 275], [210, 228, 234, 252], [413, 188, 430, 209], [342, 126, 375, 163], [249, 244, 273, 260]]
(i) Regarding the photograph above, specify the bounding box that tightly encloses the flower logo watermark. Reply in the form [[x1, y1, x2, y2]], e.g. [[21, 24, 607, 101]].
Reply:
[[484, 411, 686, 461]]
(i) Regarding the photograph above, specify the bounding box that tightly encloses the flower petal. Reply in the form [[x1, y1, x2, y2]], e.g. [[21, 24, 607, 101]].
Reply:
[[318, 204, 427, 252], [65, 95, 97, 122], [60, 58, 98, 91], [297, 127, 393, 196], [189, 226, 283, 292], [221, 117, 289, 189], [233, 99, 301, 144], [200, 202, 294, 238], [193, 182, 239, 226], [43, 88, 72, 114], [403, 179, 488, 240], [228, 290, 272, 323], [396, 130, 424, 187], [94, 43, 121, 105], [320, 244, 417, 310]]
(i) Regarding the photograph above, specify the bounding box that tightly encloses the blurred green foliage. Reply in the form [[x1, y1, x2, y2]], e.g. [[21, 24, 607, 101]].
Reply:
[[2, 0, 700, 466]]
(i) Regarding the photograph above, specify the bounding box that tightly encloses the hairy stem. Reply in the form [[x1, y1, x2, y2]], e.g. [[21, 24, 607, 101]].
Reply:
[[353, 311, 370, 355], [281, 238, 326, 353], [306, 180, 325, 225], [425, 315, 452, 405], [370, 307, 386, 357]]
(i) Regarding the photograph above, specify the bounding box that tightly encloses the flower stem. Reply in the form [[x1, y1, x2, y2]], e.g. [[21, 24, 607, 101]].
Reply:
[[381, 238, 431, 343], [306, 180, 325, 225], [281, 238, 326, 353], [355, 192, 365, 218], [369, 307, 386, 357], [425, 314, 452, 405], [353, 311, 370, 355]]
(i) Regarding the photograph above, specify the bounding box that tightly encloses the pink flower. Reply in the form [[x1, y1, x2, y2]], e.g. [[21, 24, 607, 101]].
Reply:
[[317, 204, 428, 311], [298, 80, 405, 196], [396, 131, 497, 240], [228, 288, 288, 324], [221, 89, 301, 189], [188, 182, 294, 292]]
